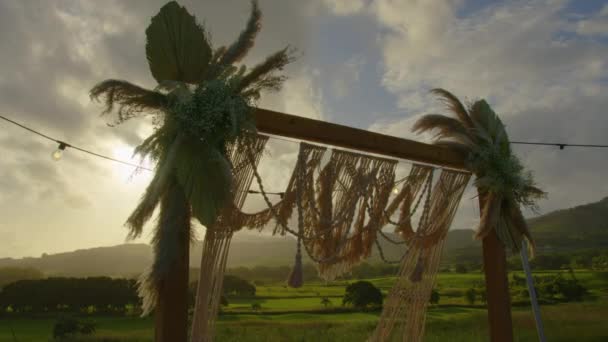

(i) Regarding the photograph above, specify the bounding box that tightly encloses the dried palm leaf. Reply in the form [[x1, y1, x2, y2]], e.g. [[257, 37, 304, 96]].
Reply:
[[430, 88, 475, 129], [237, 47, 295, 91], [89, 79, 167, 125], [220, 0, 262, 65], [412, 114, 475, 147], [145, 1, 212, 83]]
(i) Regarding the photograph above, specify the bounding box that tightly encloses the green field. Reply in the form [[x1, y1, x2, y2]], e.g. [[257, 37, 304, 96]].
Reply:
[[2, 270, 607, 341]]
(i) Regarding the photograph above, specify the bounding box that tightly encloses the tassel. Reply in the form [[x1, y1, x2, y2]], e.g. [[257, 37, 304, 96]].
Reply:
[[409, 253, 425, 283], [287, 237, 303, 288]]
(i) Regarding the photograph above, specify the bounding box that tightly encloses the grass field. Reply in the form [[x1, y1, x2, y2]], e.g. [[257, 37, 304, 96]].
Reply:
[[1, 270, 607, 341]]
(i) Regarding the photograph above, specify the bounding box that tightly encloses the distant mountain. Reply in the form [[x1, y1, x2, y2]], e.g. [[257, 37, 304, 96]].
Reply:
[[1, 197, 607, 276], [445, 196, 608, 263], [528, 196, 608, 252], [0, 244, 152, 278]]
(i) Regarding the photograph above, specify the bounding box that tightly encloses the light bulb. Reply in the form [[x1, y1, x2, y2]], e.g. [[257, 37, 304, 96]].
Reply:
[[51, 149, 63, 161], [393, 187, 399, 195], [52, 142, 67, 161]]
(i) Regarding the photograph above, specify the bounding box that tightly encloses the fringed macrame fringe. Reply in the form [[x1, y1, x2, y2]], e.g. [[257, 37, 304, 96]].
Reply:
[[190, 134, 268, 342], [188, 137, 471, 342], [368, 169, 470, 342], [286, 237, 303, 288]]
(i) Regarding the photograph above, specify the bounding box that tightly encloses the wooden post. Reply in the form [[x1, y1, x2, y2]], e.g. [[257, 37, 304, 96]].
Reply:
[[479, 194, 514, 342], [154, 180, 191, 342]]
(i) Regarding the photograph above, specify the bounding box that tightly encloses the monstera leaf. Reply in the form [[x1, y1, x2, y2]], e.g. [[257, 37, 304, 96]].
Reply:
[[174, 140, 233, 227], [146, 1, 212, 84]]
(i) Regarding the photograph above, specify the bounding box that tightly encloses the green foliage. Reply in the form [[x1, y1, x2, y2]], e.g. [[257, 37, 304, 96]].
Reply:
[[251, 302, 262, 312], [0, 267, 43, 289], [52, 316, 96, 339], [4, 300, 608, 342], [320, 296, 332, 308], [507, 271, 589, 303], [430, 289, 440, 305], [170, 79, 254, 145], [0, 270, 607, 340], [342, 281, 383, 309], [469, 143, 541, 209], [223, 275, 256, 297], [454, 263, 468, 273], [0, 277, 140, 314], [464, 288, 477, 305]]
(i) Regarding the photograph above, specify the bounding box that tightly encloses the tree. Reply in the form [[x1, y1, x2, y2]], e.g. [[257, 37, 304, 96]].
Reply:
[[342, 281, 383, 310], [89, 1, 293, 340], [464, 288, 477, 305], [0, 277, 140, 314], [251, 302, 262, 312], [52, 316, 96, 339], [454, 263, 468, 273], [0, 267, 43, 288], [220, 295, 229, 307], [429, 289, 440, 305], [223, 275, 256, 297], [320, 296, 332, 308]]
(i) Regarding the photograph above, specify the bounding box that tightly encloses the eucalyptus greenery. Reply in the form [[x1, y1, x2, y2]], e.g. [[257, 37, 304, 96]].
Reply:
[[90, 0, 294, 314], [413, 89, 545, 253]]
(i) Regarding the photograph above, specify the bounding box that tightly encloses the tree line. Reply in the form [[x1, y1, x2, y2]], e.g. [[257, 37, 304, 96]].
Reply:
[[508, 250, 608, 270], [0, 275, 257, 315], [0, 277, 140, 314], [462, 270, 590, 306]]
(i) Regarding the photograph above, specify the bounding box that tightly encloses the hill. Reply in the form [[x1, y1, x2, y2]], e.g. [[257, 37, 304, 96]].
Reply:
[[445, 196, 608, 263], [1, 196, 607, 276]]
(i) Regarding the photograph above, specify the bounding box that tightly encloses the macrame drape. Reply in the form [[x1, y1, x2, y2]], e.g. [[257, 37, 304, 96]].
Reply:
[[233, 143, 405, 280], [190, 134, 268, 342], [190, 138, 471, 342], [369, 169, 470, 342]]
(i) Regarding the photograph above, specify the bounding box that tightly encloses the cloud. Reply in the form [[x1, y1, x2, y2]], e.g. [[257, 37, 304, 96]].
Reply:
[[1, 0, 606, 259], [331, 56, 365, 99], [322, 0, 367, 15], [576, 4, 608, 36], [0, 0, 328, 258], [367, 0, 608, 217]]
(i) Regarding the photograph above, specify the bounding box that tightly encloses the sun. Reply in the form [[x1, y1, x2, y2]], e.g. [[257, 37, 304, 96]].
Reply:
[[111, 145, 153, 183]]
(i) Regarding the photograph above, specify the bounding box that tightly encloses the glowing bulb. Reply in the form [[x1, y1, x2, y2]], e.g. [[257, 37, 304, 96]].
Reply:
[[52, 142, 67, 161], [393, 187, 399, 195], [51, 149, 63, 160]]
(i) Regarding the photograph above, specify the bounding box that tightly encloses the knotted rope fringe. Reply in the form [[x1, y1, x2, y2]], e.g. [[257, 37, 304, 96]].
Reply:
[[368, 170, 470, 342], [190, 134, 268, 342], [191, 138, 471, 342]]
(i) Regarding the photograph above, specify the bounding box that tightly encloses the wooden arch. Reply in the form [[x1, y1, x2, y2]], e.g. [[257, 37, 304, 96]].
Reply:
[[252, 108, 513, 342]]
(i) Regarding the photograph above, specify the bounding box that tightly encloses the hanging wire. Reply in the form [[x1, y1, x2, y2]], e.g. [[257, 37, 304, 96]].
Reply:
[[3, 113, 607, 198], [0, 114, 152, 170]]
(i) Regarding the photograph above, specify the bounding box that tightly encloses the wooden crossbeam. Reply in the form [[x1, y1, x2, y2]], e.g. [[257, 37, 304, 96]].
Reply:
[[254, 108, 467, 170]]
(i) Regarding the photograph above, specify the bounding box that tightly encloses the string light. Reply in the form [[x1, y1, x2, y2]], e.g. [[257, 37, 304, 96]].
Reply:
[[0, 114, 283, 196], [1, 113, 607, 197], [511, 141, 608, 149], [51, 142, 68, 161]]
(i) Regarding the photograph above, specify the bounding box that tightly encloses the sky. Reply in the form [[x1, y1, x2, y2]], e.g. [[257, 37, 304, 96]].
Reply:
[[1, 0, 607, 258]]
